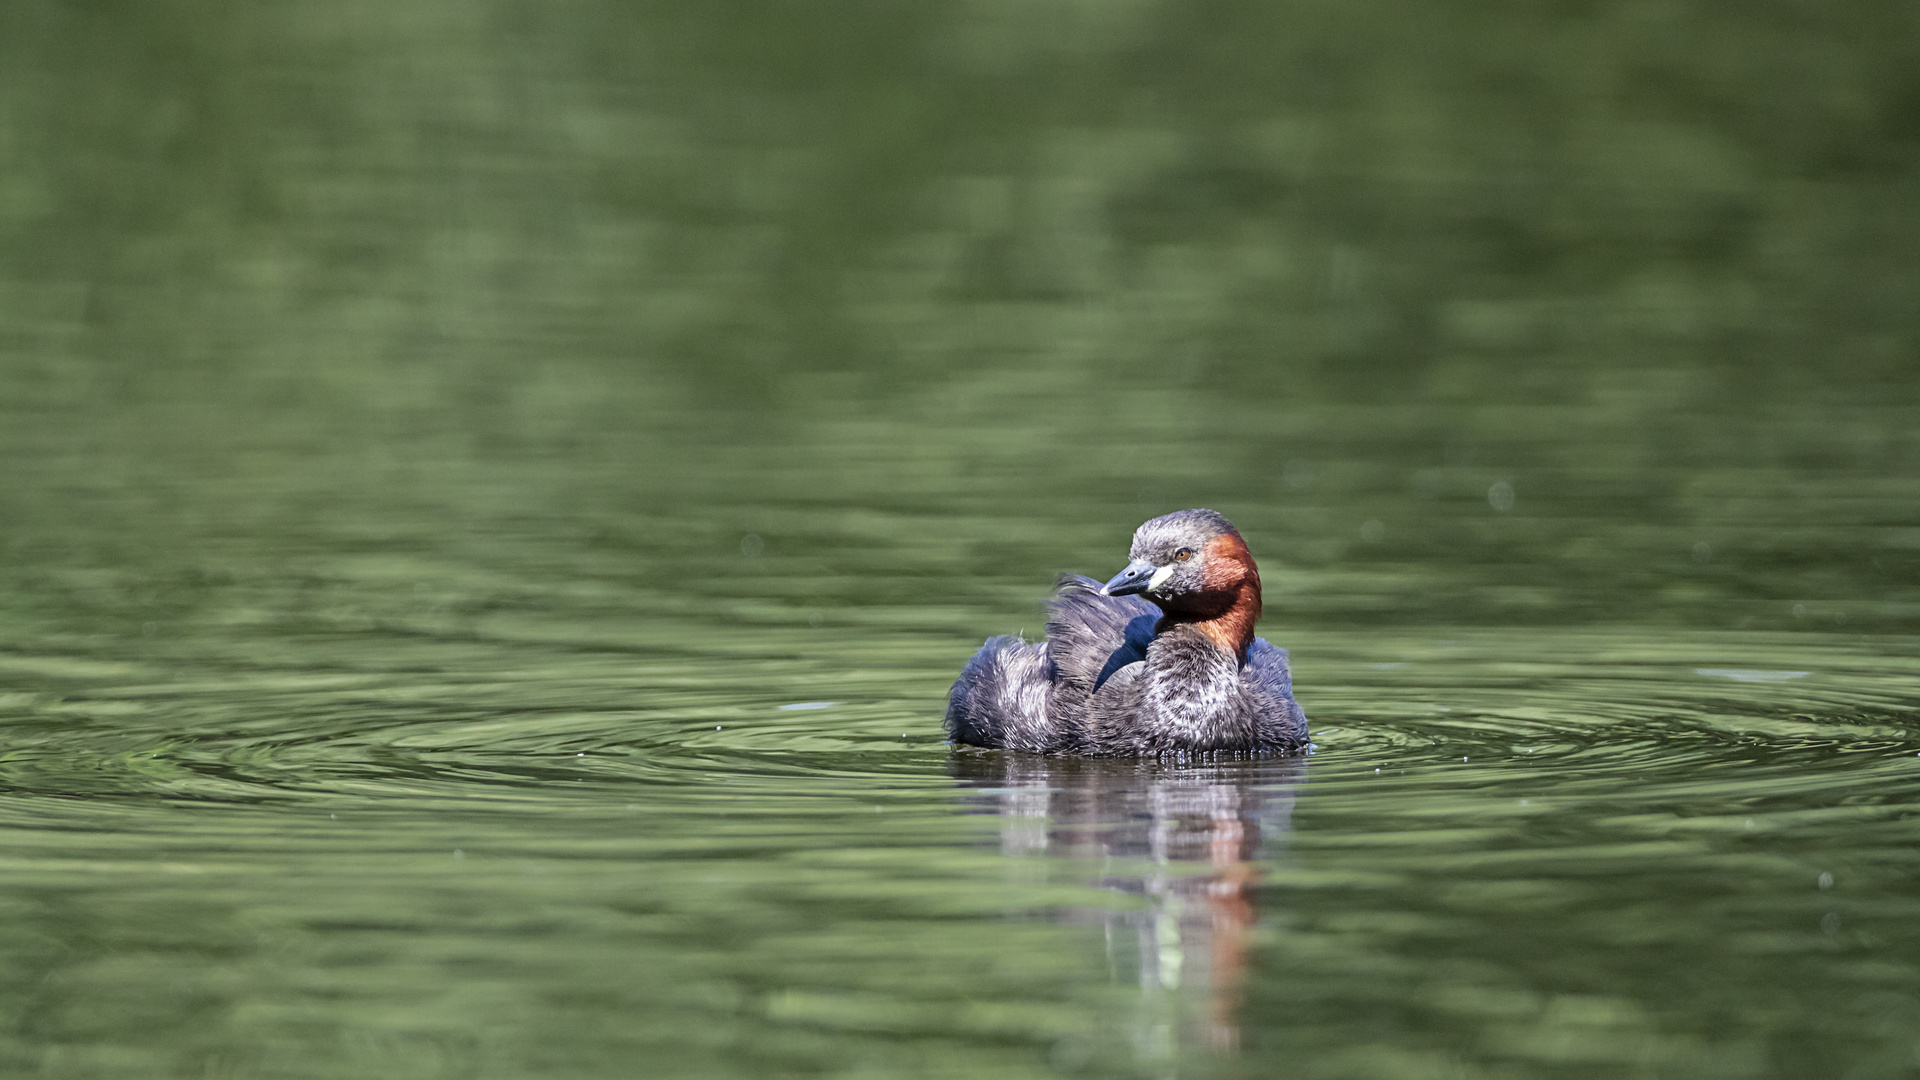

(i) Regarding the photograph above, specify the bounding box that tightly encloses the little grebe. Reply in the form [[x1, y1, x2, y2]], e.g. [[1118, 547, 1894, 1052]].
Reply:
[[946, 509, 1308, 756]]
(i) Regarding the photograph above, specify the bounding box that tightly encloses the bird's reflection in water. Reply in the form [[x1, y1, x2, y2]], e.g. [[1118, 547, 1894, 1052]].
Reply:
[[951, 753, 1305, 1057]]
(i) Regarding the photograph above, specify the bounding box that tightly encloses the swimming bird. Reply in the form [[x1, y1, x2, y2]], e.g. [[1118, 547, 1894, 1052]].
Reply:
[[946, 509, 1308, 756]]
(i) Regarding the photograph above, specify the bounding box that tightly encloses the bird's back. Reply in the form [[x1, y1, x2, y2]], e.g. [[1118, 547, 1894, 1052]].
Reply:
[[945, 576, 1157, 752], [945, 634, 1054, 751]]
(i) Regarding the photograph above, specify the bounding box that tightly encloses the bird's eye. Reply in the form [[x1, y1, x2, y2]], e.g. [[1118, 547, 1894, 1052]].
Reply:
[[1173, 547, 1194, 562]]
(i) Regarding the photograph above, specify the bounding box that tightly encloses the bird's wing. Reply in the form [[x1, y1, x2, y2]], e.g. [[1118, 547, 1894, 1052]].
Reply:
[[1044, 575, 1157, 696]]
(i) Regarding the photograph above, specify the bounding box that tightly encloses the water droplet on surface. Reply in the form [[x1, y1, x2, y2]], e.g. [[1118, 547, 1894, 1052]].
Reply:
[[778, 702, 835, 711], [1488, 480, 1515, 512], [1818, 873, 1834, 890], [739, 533, 764, 558], [1821, 912, 1841, 935]]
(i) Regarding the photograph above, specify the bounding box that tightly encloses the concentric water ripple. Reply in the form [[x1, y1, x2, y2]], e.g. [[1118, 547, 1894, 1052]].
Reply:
[[1, 623, 1917, 1077]]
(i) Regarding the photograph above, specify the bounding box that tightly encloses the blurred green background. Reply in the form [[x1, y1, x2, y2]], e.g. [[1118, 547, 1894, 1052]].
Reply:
[[4, 0, 1917, 635]]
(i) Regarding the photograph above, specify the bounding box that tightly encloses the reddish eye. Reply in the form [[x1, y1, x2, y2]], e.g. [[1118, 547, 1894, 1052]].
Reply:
[[1174, 548, 1194, 562]]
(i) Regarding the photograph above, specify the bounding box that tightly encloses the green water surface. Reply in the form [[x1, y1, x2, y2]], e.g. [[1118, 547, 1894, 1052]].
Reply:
[[2, 2, 1919, 1077]]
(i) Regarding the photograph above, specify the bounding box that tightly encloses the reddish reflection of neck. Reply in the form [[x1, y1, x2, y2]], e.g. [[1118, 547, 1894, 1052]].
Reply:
[[1205, 813, 1258, 1051], [1207, 860, 1255, 1051]]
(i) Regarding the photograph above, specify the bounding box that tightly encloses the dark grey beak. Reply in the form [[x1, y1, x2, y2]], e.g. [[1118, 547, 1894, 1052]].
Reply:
[[1102, 559, 1157, 597]]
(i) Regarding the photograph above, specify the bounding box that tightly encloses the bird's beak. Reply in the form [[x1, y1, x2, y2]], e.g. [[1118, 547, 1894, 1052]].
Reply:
[[1102, 559, 1158, 597]]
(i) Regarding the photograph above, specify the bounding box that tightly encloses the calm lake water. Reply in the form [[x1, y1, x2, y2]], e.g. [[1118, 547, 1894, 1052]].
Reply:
[[3, 2, 1920, 1077]]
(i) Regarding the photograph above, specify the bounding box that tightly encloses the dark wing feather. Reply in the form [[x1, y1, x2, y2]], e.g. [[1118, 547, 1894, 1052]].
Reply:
[[1044, 574, 1158, 724]]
